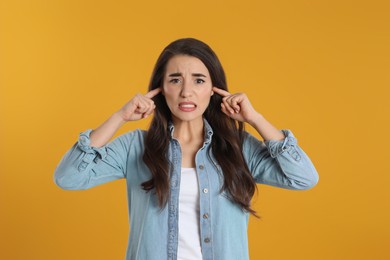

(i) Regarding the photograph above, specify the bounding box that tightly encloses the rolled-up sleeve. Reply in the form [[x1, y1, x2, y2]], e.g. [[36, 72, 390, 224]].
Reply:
[[54, 129, 134, 190], [243, 130, 319, 190]]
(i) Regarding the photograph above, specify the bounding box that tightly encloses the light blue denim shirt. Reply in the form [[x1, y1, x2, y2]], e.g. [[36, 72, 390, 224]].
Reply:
[[54, 120, 318, 260]]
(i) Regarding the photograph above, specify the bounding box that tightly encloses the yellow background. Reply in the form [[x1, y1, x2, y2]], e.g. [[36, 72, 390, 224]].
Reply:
[[1, 0, 389, 259]]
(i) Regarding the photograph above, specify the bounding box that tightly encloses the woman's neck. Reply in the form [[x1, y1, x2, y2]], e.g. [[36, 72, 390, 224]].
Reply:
[[172, 118, 205, 168], [172, 118, 204, 144]]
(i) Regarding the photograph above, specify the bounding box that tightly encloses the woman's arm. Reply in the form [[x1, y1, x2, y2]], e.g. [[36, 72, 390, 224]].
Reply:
[[243, 130, 319, 189], [54, 88, 161, 190], [212, 87, 319, 189], [54, 130, 136, 190]]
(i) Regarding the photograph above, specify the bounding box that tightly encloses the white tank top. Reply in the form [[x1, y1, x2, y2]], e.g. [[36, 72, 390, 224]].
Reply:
[[177, 168, 202, 260]]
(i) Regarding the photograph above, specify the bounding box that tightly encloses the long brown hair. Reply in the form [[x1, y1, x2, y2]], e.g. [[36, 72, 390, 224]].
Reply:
[[142, 38, 257, 215]]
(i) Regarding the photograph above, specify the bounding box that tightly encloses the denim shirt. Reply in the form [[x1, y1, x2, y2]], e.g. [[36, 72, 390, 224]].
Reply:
[[54, 120, 318, 260]]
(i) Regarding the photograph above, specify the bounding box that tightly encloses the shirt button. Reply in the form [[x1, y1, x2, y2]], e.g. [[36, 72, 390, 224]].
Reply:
[[204, 238, 210, 243], [79, 136, 88, 145], [199, 165, 204, 170], [203, 188, 208, 193], [203, 213, 209, 219]]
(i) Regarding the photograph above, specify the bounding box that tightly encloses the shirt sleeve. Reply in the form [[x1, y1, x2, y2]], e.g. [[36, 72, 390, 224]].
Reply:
[[54, 129, 139, 190], [242, 130, 319, 190]]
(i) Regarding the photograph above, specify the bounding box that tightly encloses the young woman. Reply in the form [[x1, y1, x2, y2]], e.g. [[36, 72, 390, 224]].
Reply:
[[54, 38, 319, 260]]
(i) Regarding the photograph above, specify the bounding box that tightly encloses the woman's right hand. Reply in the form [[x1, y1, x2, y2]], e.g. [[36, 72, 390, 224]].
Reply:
[[89, 88, 161, 147], [117, 88, 161, 121]]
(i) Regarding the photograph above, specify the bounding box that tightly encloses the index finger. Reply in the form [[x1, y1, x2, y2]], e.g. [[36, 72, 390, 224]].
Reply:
[[212, 86, 231, 97], [145, 87, 162, 98]]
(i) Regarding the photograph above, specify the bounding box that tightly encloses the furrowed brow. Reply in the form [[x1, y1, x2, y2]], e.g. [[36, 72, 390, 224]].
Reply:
[[192, 73, 207, 77], [168, 73, 182, 77], [167, 72, 207, 77]]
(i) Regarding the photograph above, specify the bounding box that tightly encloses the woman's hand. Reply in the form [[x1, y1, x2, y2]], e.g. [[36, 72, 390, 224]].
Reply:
[[213, 87, 285, 141], [89, 88, 161, 147], [118, 88, 161, 122], [212, 87, 260, 124]]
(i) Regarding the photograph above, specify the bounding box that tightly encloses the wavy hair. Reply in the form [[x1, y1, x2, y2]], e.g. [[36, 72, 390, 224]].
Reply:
[[142, 38, 257, 215]]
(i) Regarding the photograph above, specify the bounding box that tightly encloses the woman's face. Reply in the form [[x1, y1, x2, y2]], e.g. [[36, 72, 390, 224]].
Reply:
[[162, 55, 213, 124]]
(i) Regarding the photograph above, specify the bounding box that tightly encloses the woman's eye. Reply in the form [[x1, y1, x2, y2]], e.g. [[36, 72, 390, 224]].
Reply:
[[195, 79, 205, 84], [169, 78, 181, 84]]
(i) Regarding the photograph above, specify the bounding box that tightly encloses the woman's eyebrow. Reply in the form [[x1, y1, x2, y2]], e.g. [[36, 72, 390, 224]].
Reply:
[[168, 72, 207, 77], [168, 72, 182, 77], [192, 73, 207, 77]]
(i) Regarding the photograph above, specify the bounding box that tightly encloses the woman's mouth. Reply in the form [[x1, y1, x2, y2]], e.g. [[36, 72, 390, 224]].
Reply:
[[178, 102, 197, 112]]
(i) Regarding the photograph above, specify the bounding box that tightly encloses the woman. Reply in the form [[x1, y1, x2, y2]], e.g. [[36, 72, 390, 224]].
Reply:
[[54, 38, 319, 260]]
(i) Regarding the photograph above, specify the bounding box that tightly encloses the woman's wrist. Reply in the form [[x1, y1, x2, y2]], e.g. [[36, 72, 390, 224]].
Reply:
[[89, 112, 126, 147], [113, 111, 128, 125], [247, 112, 285, 141], [247, 112, 264, 127]]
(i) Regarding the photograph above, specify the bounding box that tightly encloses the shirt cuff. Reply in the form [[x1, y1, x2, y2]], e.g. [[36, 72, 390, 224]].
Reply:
[[78, 129, 107, 159], [265, 130, 298, 158]]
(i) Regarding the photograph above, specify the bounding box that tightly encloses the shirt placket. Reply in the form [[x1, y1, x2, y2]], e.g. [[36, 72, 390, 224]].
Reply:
[[196, 148, 214, 260], [167, 139, 181, 260]]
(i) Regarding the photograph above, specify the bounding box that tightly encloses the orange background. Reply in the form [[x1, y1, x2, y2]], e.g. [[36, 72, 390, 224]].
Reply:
[[1, 0, 389, 259]]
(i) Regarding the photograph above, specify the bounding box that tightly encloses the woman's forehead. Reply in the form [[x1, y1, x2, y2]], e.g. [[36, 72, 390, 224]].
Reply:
[[165, 55, 209, 75]]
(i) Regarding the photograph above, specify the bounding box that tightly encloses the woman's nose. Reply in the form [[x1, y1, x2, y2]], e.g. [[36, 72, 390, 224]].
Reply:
[[180, 80, 193, 97]]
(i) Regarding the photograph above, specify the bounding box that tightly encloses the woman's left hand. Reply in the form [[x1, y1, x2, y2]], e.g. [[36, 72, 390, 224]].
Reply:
[[212, 87, 260, 124]]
